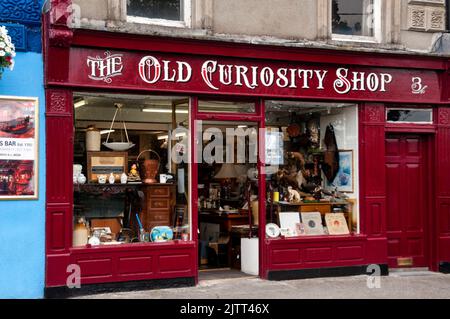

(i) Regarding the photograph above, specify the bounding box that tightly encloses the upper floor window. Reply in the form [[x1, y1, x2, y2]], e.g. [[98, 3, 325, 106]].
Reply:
[[126, 0, 191, 28], [331, 0, 381, 42]]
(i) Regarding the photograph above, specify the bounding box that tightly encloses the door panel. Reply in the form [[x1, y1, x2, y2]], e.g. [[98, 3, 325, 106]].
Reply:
[[385, 134, 428, 268]]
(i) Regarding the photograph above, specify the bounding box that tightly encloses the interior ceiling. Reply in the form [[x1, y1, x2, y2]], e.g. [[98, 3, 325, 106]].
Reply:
[[74, 92, 189, 109], [73, 93, 355, 128], [266, 100, 355, 112]]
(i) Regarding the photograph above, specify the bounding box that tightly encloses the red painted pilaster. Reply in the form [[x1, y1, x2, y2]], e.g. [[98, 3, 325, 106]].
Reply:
[[436, 106, 450, 268], [359, 103, 388, 264], [45, 89, 74, 286]]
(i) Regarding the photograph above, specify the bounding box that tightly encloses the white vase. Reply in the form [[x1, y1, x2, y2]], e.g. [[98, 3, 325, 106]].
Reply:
[[109, 173, 115, 184], [86, 126, 101, 152], [120, 172, 128, 184]]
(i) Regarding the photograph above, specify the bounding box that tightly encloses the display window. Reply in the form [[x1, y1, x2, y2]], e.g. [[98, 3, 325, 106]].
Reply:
[[72, 92, 191, 247], [264, 101, 359, 238]]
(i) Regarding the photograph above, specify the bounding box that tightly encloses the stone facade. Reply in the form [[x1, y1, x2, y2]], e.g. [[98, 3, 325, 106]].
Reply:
[[69, 0, 449, 55]]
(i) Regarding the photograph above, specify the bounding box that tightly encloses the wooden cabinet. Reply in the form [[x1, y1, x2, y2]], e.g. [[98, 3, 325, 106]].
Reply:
[[299, 203, 332, 214], [141, 184, 176, 231]]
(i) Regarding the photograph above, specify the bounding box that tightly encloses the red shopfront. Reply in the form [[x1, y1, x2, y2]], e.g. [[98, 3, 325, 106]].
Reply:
[[44, 13, 450, 293]]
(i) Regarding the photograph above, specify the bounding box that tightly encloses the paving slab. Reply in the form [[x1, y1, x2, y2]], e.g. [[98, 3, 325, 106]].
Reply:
[[74, 270, 450, 299]]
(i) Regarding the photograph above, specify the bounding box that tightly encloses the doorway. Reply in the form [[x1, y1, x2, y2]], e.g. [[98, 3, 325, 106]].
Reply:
[[197, 120, 259, 273], [192, 99, 264, 281], [385, 134, 430, 268]]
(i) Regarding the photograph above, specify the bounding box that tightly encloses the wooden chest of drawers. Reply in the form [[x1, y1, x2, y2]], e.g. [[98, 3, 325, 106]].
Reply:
[[141, 184, 176, 231]]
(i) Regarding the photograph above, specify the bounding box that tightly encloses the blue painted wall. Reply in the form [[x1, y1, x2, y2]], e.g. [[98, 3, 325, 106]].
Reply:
[[0, 0, 45, 299]]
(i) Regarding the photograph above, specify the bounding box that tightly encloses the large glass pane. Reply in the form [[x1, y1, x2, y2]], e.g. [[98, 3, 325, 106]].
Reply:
[[265, 101, 359, 237], [332, 0, 374, 37], [127, 0, 182, 21], [386, 108, 433, 124], [72, 93, 191, 247]]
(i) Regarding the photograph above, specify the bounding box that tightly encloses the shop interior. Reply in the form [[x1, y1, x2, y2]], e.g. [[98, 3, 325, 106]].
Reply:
[[72, 92, 191, 247], [264, 100, 359, 240]]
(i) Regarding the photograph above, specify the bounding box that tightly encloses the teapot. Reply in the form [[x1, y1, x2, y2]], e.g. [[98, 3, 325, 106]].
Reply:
[[77, 173, 87, 185]]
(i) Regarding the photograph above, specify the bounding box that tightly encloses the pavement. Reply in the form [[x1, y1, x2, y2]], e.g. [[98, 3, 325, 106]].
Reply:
[[74, 268, 450, 299]]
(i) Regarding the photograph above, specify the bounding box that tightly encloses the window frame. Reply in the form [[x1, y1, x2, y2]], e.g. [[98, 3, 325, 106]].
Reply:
[[330, 0, 382, 43], [385, 108, 434, 125], [125, 0, 191, 28]]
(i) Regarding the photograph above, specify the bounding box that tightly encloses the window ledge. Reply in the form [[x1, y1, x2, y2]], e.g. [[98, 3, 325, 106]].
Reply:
[[331, 34, 380, 44], [127, 15, 189, 29]]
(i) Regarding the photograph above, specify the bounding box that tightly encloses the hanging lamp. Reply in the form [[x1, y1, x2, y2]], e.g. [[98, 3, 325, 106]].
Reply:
[[103, 103, 135, 151]]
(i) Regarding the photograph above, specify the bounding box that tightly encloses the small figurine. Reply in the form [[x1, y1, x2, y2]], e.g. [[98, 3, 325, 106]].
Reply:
[[77, 173, 87, 185], [128, 163, 141, 182], [287, 186, 301, 203]]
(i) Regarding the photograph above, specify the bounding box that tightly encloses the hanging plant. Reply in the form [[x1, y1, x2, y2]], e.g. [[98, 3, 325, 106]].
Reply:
[[0, 26, 16, 79]]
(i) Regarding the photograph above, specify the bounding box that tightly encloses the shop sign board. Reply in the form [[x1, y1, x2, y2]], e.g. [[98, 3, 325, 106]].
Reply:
[[69, 48, 442, 103], [0, 96, 38, 199]]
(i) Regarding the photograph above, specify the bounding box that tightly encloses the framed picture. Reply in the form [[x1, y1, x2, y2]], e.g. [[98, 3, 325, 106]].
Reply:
[[325, 150, 354, 193], [325, 213, 350, 235], [87, 151, 128, 183], [278, 212, 300, 237], [301, 212, 325, 236], [0, 96, 39, 200]]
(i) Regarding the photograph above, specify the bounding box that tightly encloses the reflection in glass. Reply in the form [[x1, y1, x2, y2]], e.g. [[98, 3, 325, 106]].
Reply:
[[127, 0, 182, 21], [386, 109, 433, 124], [332, 0, 374, 37]]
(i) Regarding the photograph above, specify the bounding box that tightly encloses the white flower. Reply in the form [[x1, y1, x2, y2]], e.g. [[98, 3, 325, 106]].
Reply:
[[4, 46, 10, 53], [11, 51, 16, 57], [0, 42, 5, 49], [0, 51, 5, 57]]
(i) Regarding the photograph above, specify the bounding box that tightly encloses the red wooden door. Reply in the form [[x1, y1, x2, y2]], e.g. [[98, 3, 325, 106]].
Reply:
[[385, 134, 428, 268]]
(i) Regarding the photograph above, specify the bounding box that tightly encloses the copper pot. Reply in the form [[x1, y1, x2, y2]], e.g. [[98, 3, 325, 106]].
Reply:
[[143, 159, 159, 184]]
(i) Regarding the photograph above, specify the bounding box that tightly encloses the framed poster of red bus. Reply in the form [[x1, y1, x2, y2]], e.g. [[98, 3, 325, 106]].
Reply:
[[0, 96, 38, 200]]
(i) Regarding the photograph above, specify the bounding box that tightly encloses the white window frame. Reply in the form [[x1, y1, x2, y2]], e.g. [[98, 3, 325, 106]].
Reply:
[[125, 0, 191, 28], [330, 0, 382, 43]]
